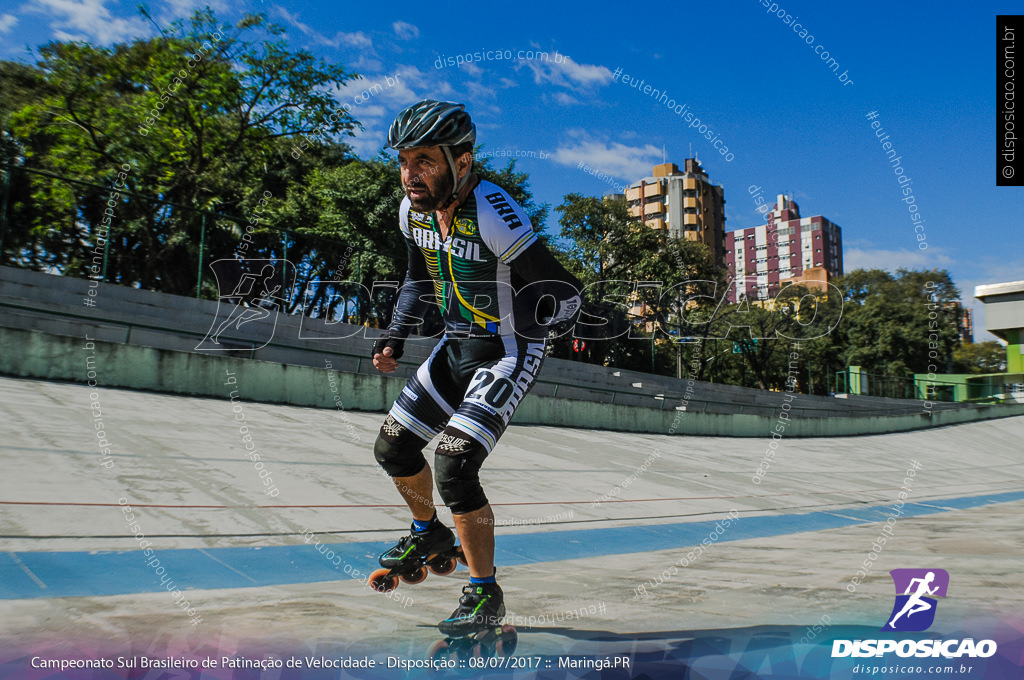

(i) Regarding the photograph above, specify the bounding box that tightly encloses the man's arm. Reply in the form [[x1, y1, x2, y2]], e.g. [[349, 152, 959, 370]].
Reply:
[[509, 239, 581, 288], [475, 183, 582, 328], [509, 240, 583, 324], [388, 238, 434, 338], [372, 240, 433, 372]]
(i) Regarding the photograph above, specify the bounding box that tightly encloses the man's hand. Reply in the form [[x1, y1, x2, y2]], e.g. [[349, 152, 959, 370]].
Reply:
[[548, 294, 582, 325], [372, 333, 405, 373], [373, 345, 399, 373]]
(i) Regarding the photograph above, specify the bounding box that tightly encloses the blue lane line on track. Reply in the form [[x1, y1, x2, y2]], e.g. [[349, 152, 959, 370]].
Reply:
[[2, 490, 1022, 600]]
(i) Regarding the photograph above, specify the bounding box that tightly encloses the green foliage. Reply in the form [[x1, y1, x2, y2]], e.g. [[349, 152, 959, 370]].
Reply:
[[271, 151, 552, 326], [282, 157, 407, 322], [833, 269, 960, 377], [550, 195, 963, 393], [687, 268, 963, 394], [0, 16, 976, 400], [1, 9, 360, 294], [953, 340, 1008, 374], [554, 192, 720, 372]]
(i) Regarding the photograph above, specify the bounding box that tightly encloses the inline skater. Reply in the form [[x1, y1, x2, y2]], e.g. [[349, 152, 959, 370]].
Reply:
[[370, 99, 581, 636]]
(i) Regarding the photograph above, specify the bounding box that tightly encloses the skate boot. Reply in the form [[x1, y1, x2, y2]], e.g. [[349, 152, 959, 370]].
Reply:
[[368, 520, 462, 593], [429, 580, 518, 661], [438, 581, 506, 637]]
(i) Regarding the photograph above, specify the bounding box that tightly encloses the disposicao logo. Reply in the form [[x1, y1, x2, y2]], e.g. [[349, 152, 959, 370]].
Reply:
[[883, 568, 948, 632], [831, 569, 998, 659]]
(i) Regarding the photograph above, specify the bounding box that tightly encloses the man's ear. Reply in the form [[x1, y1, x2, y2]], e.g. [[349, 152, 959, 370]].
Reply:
[[456, 151, 473, 179]]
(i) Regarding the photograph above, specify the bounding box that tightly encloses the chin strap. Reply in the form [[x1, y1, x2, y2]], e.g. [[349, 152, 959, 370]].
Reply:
[[439, 145, 471, 210]]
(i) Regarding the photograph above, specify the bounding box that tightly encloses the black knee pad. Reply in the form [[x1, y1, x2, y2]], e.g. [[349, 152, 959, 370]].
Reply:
[[373, 414, 428, 478], [433, 428, 489, 515]]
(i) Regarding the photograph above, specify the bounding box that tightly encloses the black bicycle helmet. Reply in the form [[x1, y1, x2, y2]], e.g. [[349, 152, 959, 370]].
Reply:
[[389, 100, 476, 208], [388, 100, 476, 149]]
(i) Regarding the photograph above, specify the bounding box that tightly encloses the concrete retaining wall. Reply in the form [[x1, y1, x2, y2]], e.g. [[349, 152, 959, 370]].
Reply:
[[4, 326, 1022, 438], [0, 266, 983, 420]]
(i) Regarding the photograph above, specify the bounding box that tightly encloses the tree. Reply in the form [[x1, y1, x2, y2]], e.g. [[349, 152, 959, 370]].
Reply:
[[281, 156, 406, 324], [278, 152, 552, 329], [555, 193, 719, 373], [833, 269, 960, 379], [1, 9, 360, 294], [953, 340, 1007, 374]]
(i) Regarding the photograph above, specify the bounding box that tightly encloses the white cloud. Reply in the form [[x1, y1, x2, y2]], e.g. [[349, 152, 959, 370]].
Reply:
[[272, 8, 373, 50], [523, 56, 614, 91], [552, 92, 579, 106], [552, 139, 662, 180], [158, 0, 229, 22], [392, 21, 418, 40], [52, 29, 87, 41], [352, 55, 384, 72], [338, 74, 411, 112], [0, 13, 18, 34], [26, 0, 149, 45], [336, 31, 372, 48], [270, 7, 320, 42], [335, 64, 425, 158], [842, 247, 954, 273], [558, 58, 614, 86]]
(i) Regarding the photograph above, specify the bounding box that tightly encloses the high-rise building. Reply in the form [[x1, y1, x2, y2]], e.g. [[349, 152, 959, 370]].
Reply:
[[623, 159, 726, 265], [725, 194, 843, 302], [959, 306, 974, 344]]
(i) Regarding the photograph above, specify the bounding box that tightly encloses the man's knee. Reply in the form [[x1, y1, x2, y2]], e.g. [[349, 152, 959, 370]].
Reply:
[[434, 429, 489, 514], [373, 414, 428, 478]]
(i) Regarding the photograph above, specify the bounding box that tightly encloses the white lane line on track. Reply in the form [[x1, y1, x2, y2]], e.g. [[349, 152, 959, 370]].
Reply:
[[196, 548, 258, 583], [7, 551, 47, 589]]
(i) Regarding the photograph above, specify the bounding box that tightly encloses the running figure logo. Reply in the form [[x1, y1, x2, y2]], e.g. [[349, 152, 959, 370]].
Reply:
[[882, 568, 949, 632], [196, 259, 293, 351]]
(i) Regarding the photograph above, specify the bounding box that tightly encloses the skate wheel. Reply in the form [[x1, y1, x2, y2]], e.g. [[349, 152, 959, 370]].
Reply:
[[471, 630, 496, 659], [455, 546, 468, 567], [427, 639, 453, 674], [369, 568, 398, 593], [436, 638, 473, 668], [429, 556, 458, 576], [400, 565, 428, 584], [495, 625, 517, 657]]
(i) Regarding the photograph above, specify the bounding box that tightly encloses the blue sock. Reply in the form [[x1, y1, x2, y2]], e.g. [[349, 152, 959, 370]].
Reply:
[[470, 574, 496, 585], [412, 514, 435, 532]]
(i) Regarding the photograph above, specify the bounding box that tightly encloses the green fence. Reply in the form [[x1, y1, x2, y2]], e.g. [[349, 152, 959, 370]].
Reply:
[[835, 367, 1019, 403]]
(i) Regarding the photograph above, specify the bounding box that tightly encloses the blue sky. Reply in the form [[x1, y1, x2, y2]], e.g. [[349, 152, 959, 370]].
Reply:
[[2, 0, 1022, 341]]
